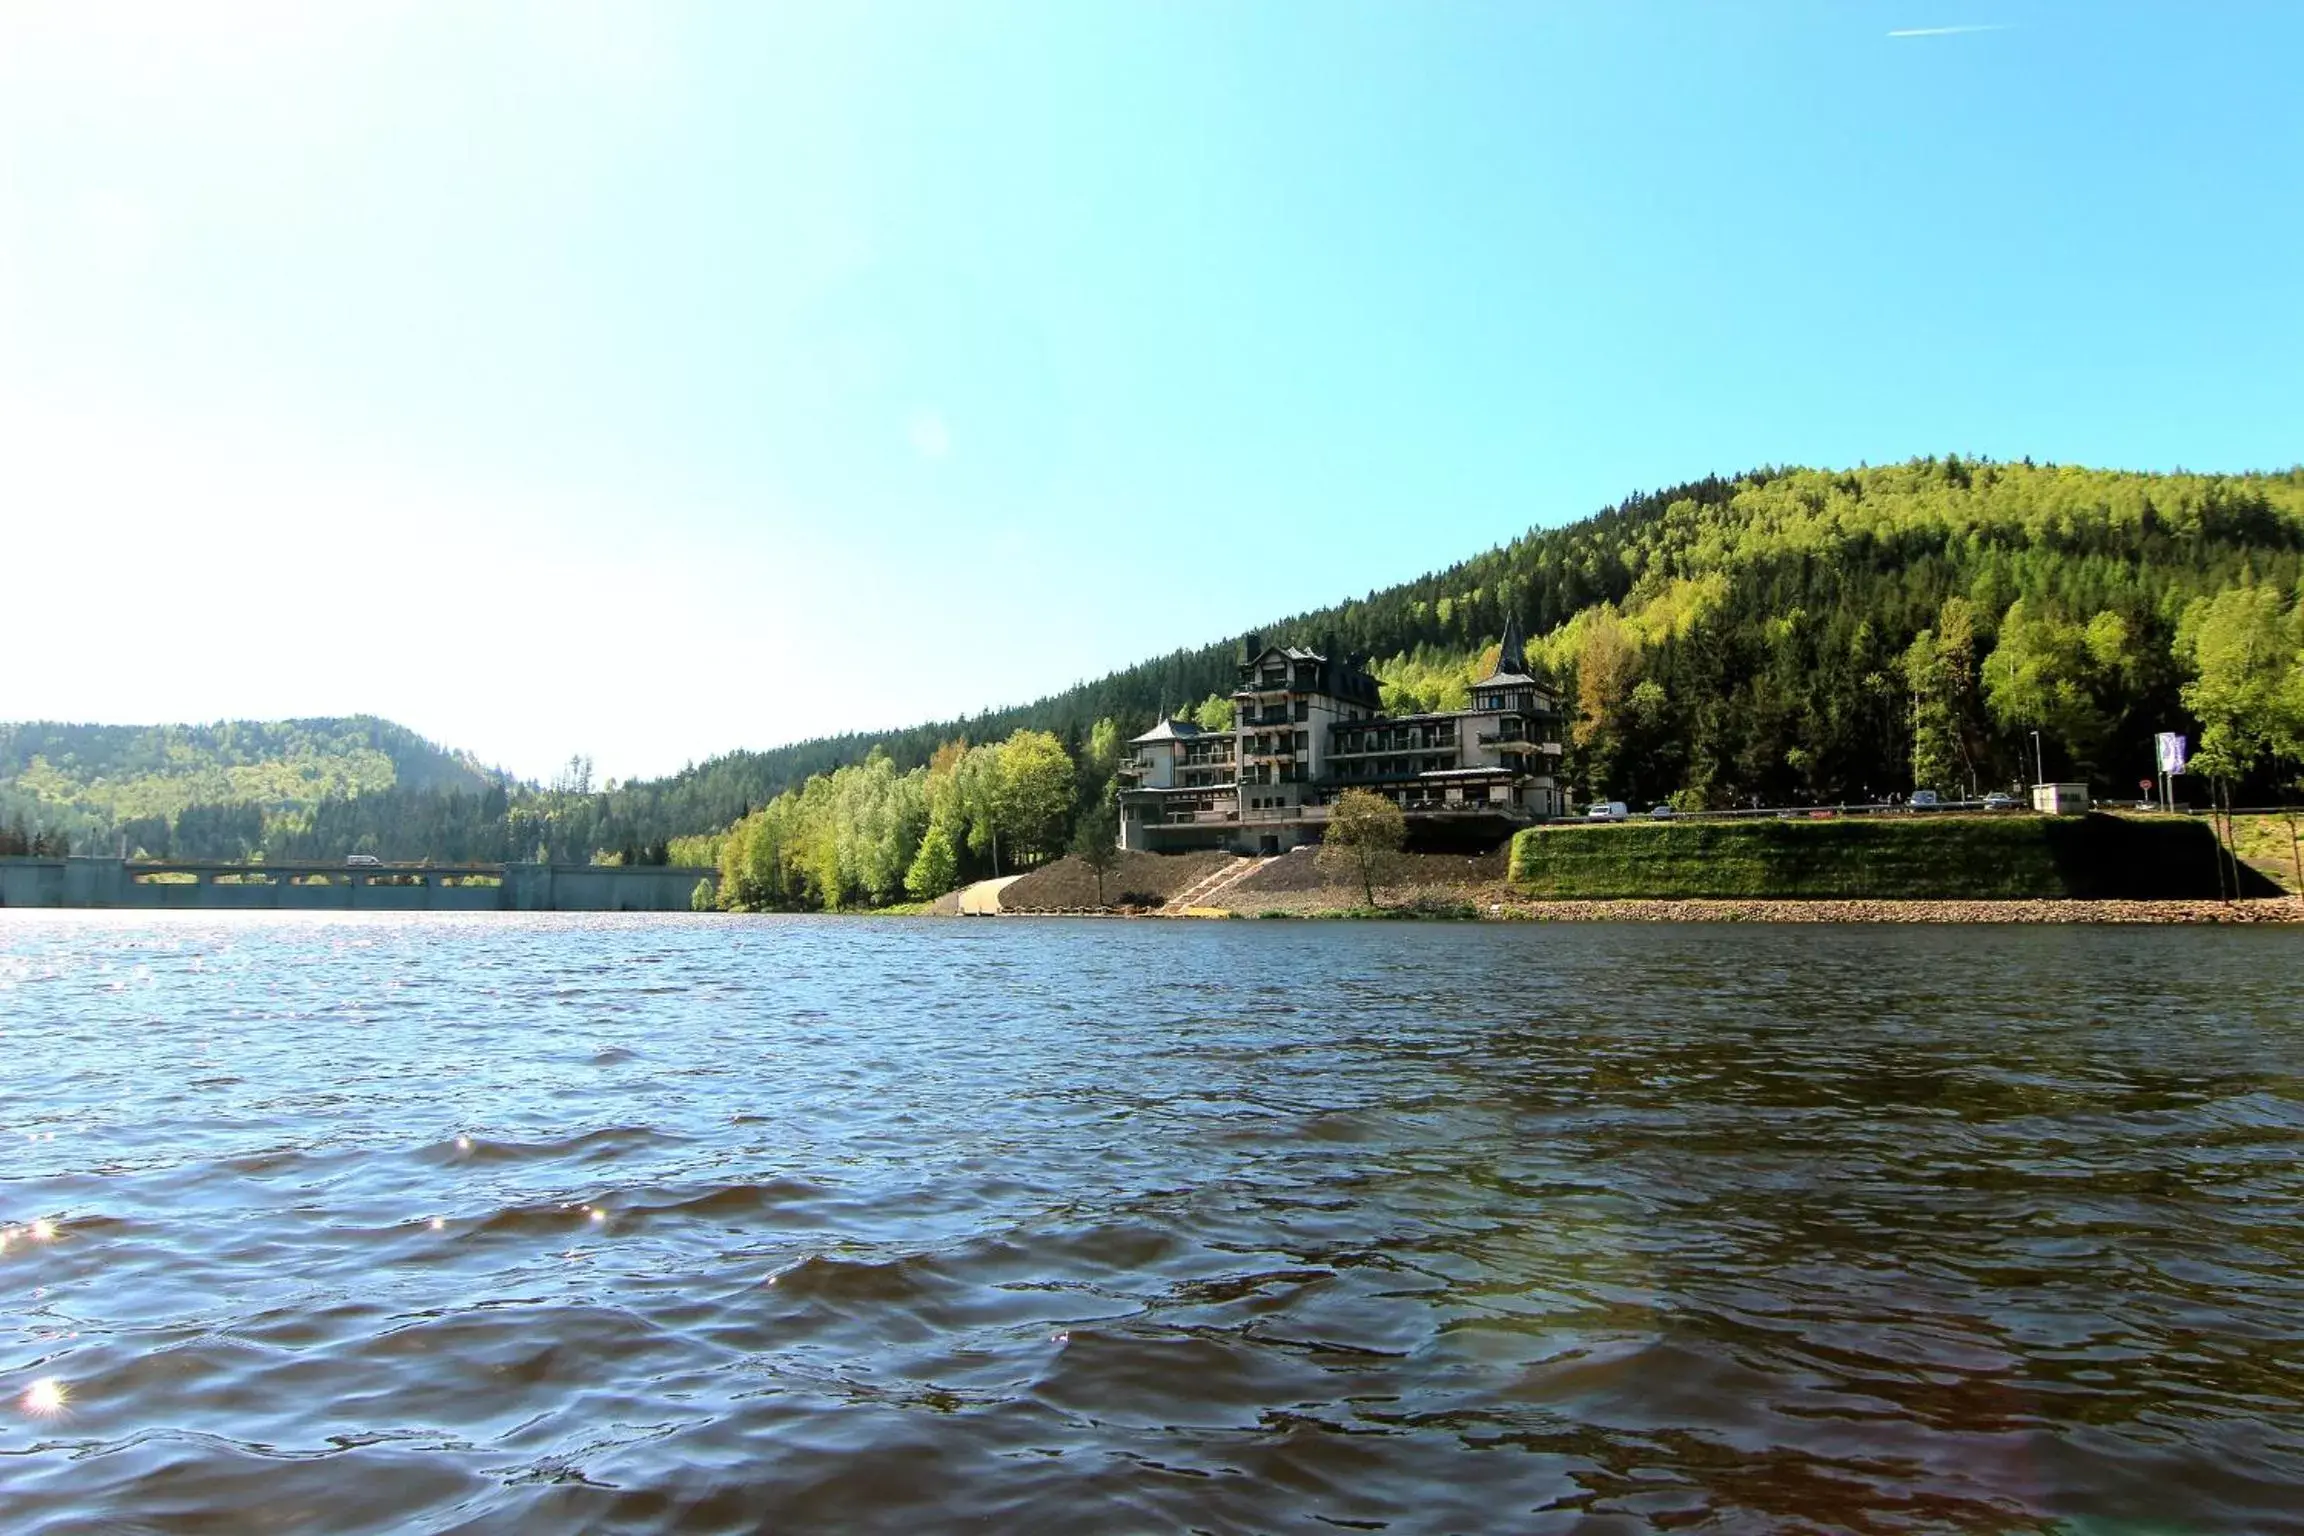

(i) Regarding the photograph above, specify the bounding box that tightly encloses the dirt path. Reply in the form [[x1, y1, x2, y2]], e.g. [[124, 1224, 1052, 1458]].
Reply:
[[956, 875, 1022, 915]]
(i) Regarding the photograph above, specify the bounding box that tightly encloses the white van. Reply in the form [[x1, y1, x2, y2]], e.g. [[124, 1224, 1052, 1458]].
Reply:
[[1585, 801, 1630, 822]]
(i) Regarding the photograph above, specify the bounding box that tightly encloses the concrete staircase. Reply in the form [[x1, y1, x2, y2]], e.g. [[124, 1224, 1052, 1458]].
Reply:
[[1162, 855, 1279, 915]]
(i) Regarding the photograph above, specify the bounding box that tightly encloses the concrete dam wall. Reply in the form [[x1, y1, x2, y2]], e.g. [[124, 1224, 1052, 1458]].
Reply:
[[0, 859, 716, 913]]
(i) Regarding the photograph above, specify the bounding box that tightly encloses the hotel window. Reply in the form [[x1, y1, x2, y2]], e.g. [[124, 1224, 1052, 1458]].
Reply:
[[1293, 731, 1308, 753], [1293, 699, 1308, 722]]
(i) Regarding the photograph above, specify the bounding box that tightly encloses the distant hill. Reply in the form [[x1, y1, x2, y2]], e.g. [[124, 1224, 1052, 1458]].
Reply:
[[0, 716, 501, 855]]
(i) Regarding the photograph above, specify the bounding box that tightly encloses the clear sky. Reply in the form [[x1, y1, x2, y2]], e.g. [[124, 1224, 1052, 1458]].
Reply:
[[3, 1, 2299, 783]]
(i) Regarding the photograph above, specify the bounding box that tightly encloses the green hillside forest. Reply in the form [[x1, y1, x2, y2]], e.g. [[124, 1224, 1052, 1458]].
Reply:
[[0, 717, 505, 862], [6, 458, 2303, 901]]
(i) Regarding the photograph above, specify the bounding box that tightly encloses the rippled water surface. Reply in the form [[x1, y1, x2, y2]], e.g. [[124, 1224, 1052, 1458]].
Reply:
[[3, 912, 2302, 1533]]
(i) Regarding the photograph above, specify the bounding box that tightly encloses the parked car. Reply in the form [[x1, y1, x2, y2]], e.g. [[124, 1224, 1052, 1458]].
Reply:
[[1982, 791, 2018, 811], [1909, 790, 1940, 809], [1648, 804, 1676, 819], [345, 853, 383, 867], [1585, 801, 1630, 822]]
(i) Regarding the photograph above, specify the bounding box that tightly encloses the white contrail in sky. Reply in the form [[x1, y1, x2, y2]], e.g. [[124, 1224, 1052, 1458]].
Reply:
[[1887, 23, 2011, 37]]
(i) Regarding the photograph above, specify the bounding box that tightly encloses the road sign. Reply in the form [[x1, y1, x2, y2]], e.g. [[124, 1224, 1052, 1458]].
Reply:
[[2156, 732, 2187, 774]]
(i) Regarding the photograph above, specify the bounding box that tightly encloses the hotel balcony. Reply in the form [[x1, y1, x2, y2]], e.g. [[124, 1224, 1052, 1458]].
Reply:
[[1241, 803, 1330, 823]]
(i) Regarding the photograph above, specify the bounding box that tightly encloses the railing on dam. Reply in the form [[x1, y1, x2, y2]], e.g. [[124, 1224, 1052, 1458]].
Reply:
[[0, 858, 717, 913]]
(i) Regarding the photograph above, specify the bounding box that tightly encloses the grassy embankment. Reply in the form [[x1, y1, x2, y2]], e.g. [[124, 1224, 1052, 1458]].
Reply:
[[2228, 813, 2303, 895], [1508, 813, 2277, 901]]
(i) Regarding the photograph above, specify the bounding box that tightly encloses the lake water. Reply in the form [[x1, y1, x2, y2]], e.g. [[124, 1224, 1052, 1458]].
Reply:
[[2, 912, 2301, 1533]]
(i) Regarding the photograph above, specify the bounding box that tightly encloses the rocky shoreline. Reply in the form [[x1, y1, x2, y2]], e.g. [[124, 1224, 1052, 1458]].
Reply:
[[942, 888, 2304, 923], [1201, 881, 2304, 924], [1477, 895, 2304, 924], [938, 853, 2303, 923]]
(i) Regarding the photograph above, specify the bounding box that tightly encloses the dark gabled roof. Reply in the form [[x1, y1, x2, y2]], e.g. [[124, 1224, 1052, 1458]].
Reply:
[[1234, 641, 1384, 710], [1130, 718, 1206, 745], [1244, 643, 1325, 666]]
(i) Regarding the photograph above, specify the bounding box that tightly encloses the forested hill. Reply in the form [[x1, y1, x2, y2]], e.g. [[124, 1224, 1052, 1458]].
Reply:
[[8, 457, 2302, 862], [606, 457, 2304, 832], [0, 717, 502, 858]]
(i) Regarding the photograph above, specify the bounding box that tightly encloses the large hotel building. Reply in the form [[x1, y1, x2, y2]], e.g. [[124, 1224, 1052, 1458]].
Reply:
[[1117, 616, 1566, 854]]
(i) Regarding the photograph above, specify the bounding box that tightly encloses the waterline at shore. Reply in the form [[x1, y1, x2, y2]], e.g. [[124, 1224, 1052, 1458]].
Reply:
[[948, 889, 2304, 923], [1477, 895, 2304, 924]]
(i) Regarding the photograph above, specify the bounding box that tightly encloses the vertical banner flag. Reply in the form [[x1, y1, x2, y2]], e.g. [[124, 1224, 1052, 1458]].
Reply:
[[2155, 732, 2187, 775]]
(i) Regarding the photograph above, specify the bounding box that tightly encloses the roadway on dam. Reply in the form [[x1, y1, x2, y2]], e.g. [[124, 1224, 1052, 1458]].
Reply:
[[0, 858, 714, 913]]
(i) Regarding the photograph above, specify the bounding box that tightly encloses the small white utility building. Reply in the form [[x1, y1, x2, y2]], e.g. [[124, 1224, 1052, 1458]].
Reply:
[[2031, 782, 2091, 815]]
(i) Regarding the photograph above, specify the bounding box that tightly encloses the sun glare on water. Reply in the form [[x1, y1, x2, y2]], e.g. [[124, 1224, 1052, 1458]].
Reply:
[[22, 1378, 66, 1416], [3, 1219, 61, 1251]]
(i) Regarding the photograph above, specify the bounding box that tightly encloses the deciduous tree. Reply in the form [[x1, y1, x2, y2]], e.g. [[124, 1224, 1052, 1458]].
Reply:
[[994, 729, 1076, 863], [905, 817, 961, 900], [1319, 789, 1407, 907], [1068, 790, 1123, 905]]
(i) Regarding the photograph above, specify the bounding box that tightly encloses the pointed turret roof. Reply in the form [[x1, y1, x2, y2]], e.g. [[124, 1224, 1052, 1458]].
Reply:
[[1473, 611, 1539, 689]]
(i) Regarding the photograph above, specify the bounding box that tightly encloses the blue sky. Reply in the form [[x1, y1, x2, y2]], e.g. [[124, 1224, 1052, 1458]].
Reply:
[[3, 1, 2299, 781]]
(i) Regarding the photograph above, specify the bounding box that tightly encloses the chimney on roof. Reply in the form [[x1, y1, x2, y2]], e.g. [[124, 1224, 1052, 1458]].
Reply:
[[1240, 632, 1262, 663]]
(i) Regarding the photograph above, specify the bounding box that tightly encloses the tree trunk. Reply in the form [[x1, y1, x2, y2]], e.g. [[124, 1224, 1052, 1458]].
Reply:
[[2286, 809, 2302, 898], [2228, 784, 2247, 899], [2207, 782, 2229, 901], [2216, 779, 2239, 901]]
